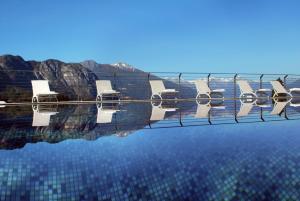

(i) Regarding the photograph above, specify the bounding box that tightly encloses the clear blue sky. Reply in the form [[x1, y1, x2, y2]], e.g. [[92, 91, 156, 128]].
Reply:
[[0, 0, 299, 73]]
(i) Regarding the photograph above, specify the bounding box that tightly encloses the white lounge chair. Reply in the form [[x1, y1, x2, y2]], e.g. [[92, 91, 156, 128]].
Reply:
[[150, 105, 177, 121], [237, 80, 271, 99], [31, 80, 58, 103], [270, 80, 300, 98], [96, 80, 120, 101], [195, 102, 225, 118], [32, 105, 58, 127], [194, 80, 225, 99], [149, 80, 178, 100]]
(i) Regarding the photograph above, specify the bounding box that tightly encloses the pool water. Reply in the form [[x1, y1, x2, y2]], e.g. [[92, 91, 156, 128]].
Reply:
[[0, 101, 300, 201]]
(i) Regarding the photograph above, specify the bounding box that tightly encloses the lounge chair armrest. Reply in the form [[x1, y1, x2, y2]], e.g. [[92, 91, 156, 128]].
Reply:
[[161, 89, 178, 93], [212, 89, 225, 92], [99, 109, 120, 113], [289, 88, 300, 92], [257, 104, 271, 108], [161, 108, 177, 112], [212, 106, 226, 109], [290, 103, 300, 107], [37, 92, 59, 95], [256, 89, 271, 92], [101, 90, 120, 94], [40, 111, 59, 115]]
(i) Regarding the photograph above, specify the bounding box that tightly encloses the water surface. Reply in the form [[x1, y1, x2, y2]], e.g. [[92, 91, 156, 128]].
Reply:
[[0, 101, 299, 201]]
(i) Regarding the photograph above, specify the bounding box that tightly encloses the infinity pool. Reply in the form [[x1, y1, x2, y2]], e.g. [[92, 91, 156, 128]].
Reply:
[[0, 102, 299, 201]]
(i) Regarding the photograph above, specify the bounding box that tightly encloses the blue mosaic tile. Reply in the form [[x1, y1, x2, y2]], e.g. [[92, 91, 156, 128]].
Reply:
[[0, 107, 300, 200]]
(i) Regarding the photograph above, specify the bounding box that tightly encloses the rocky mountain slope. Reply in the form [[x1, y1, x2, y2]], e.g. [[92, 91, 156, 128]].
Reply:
[[0, 55, 195, 102], [0, 55, 98, 101]]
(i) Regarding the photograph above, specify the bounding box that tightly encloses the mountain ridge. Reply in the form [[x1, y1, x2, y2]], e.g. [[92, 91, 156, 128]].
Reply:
[[0, 54, 195, 102]]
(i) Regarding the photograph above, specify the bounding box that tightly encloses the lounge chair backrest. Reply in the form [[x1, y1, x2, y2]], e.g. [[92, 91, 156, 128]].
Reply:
[[194, 80, 211, 94], [31, 80, 51, 96], [149, 80, 166, 94], [237, 80, 254, 94], [270, 81, 288, 94], [96, 80, 113, 94]]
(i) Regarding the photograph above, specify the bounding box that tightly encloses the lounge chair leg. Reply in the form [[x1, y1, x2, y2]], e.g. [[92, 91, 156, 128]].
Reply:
[[151, 94, 162, 100], [196, 93, 210, 100], [273, 93, 279, 100], [96, 95, 102, 102], [207, 93, 211, 100]]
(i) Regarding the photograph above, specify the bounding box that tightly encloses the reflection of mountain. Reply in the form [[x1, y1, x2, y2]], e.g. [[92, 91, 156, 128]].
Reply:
[[1, 100, 299, 150], [0, 103, 149, 149], [0, 102, 191, 150], [0, 101, 224, 149]]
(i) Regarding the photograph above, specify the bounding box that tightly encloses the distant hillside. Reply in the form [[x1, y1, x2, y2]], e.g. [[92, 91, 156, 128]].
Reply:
[[0, 55, 195, 102], [80, 60, 152, 100], [0, 55, 97, 102]]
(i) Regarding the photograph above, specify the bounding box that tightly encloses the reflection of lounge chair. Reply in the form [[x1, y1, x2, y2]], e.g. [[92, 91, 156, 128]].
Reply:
[[96, 103, 120, 123], [290, 102, 300, 107], [150, 105, 177, 121], [149, 80, 178, 100], [237, 102, 255, 117], [271, 81, 300, 98], [96, 80, 120, 101], [31, 80, 58, 103], [195, 103, 225, 118], [270, 101, 289, 115], [32, 105, 58, 127], [97, 109, 118, 123], [237, 80, 270, 98], [237, 100, 271, 117], [0, 101, 6, 108], [270, 98, 300, 116], [194, 80, 225, 99]]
